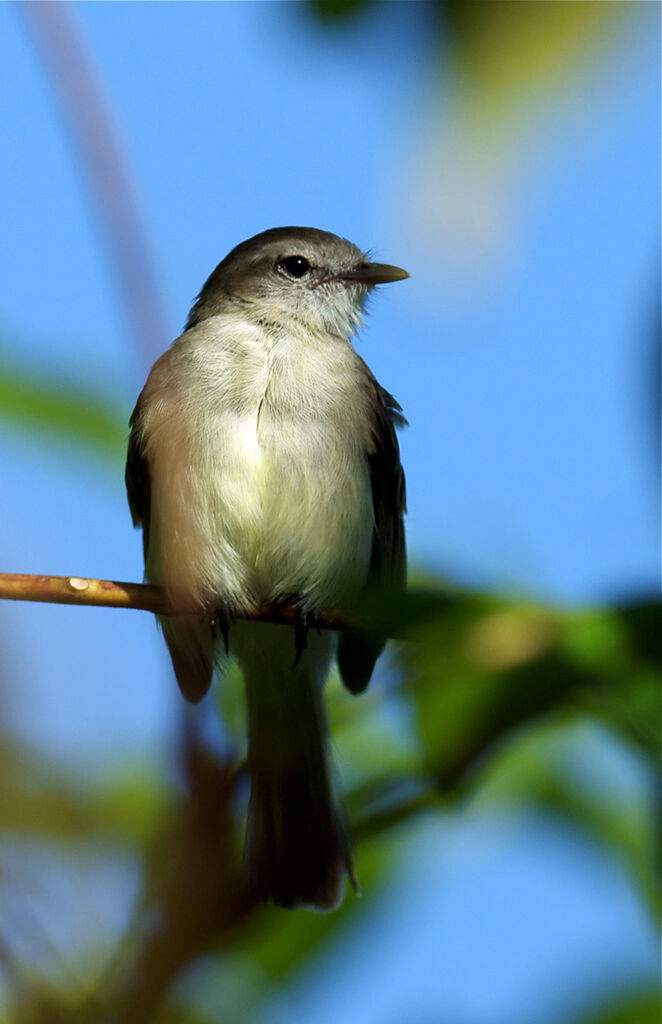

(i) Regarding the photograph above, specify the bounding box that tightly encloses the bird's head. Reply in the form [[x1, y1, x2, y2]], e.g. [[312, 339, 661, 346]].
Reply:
[[186, 227, 409, 339]]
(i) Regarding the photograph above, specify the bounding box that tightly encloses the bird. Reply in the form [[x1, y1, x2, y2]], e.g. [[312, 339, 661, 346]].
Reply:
[[126, 227, 408, 910]]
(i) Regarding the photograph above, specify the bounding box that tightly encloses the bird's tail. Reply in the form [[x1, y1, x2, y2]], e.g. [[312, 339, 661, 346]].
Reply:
[[237, 624, 354, 911]]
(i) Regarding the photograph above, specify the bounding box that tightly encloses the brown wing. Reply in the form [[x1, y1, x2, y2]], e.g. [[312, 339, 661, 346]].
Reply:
[[337, 374, 407, 695], [125, 388, 214, 704]]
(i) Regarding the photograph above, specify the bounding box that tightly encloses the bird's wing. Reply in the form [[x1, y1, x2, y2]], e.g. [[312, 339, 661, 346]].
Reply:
[[125, 387, 214, 704], [337, 371, 407, 695], [125, 393, 151, 561]]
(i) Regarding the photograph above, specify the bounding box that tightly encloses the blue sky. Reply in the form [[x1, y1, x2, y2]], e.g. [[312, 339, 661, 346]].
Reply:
[[0, 2, 659, 1021]]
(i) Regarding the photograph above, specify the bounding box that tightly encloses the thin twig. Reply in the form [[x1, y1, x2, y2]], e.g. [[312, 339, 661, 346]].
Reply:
[[20, 2, 169, 372], [0, 572, 169, 613], [0, 572, 361, 631]]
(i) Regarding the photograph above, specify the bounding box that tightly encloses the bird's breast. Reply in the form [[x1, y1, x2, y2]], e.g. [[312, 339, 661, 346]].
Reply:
[[144, 322, 374, 611]]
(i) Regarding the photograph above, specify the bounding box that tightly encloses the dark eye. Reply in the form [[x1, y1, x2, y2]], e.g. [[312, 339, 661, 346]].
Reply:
[[278, 255, 311, 279]]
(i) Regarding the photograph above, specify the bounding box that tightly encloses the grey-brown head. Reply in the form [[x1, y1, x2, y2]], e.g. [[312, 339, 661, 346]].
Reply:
[[186, 227, 408, 338]]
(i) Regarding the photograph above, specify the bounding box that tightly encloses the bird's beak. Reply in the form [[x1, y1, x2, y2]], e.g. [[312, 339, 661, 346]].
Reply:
[[336, 262, 410, 286]]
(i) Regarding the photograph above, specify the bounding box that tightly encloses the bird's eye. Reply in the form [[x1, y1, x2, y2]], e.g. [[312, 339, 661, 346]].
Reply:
[[278, 255, 311, 279]]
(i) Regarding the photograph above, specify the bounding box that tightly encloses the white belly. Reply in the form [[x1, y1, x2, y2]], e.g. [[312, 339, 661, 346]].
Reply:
[[212, 408, 372, 605]]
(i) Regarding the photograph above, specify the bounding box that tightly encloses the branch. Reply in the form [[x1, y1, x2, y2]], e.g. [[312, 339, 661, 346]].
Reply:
[[20, 2, 169, 372], [0, 572, 360, 632]]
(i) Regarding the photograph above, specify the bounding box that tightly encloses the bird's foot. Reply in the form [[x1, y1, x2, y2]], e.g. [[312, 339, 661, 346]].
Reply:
[[271, 594, 311, 668]]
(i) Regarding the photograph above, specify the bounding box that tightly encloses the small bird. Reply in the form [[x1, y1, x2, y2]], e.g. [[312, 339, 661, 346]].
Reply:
[[126, 227, 407, 910]]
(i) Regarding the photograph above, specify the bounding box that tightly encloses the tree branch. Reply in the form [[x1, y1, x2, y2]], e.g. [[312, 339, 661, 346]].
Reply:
[[0, 572, 360, 631], [20, 2, 169, 372]]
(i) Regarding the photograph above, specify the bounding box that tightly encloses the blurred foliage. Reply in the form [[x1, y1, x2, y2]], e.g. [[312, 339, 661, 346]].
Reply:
[[0, 583, 659, 1021], [0, 736, 165, 846], [441, 1, 627, 114], [310, 0, 372, 22], [0, 348, 126, 461], [1, 1, 658, 1021], [310, 0, 629, 120], [569, 988, 661, 1024]]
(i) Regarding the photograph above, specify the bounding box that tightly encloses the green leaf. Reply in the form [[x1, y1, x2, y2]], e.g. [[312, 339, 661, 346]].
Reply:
[[443, 0, 630, 119], [0, 355, 127, 460], [404, 599, 586, 791], [567, 988, 661, 1024]]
